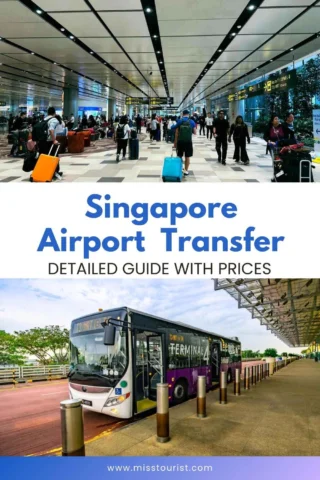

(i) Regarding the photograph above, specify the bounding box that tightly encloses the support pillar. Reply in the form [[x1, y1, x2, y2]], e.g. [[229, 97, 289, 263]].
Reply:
[[63, 87, 78, 119]]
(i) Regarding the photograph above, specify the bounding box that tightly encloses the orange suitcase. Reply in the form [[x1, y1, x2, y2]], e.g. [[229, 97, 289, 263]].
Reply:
[[30, 144, 60, 182]]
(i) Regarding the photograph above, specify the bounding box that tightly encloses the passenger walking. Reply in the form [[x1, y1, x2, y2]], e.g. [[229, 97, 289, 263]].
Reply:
[[199, 115, 206, 136], [263, 115, 295, 152], [213, 110, 230, 165], [135, 114, 142, 134], [116, 115, 130, 162], [282, 112, 296, 141], [171, 109, 197, 176], [205, 113, 214, 140], [228, 116, 250, 165], [150, 114, 159, 143]]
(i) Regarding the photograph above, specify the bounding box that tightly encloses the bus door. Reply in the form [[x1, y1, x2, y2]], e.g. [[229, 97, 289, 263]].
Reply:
[[211, 341, 221, 384], [133, 330, 165, 414]]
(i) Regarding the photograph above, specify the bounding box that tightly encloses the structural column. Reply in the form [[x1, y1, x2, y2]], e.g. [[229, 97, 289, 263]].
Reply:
[[63, 87, 78, 118]]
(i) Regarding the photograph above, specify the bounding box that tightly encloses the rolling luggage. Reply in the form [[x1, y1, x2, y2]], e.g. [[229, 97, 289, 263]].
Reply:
[[274, 148, 314, 182], [162, 153, 183, 182], [129, 138, 139, 160], [67, 132, 84, 153], [30, 144, 60, 182]]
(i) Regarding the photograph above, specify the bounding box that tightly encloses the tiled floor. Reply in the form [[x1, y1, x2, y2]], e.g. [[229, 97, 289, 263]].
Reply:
[[0, 131, 318, 183]]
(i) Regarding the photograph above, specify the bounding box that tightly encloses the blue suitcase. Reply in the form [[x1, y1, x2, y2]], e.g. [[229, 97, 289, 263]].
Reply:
[[162, 155, 183, 182]]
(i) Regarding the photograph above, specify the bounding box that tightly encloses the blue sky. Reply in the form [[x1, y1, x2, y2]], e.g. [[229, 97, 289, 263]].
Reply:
[[0, 279, 302, 354]]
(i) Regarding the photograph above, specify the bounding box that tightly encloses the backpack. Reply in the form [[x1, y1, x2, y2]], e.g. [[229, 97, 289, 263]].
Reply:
[[178, 120, 192, 142], [32, 118, 49, 142], [117, 124, 125, 139]]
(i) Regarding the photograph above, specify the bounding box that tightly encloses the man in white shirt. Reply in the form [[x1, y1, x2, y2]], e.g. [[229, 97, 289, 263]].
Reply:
[[38, 106, 62, 180], [205, 113, 214, 140]]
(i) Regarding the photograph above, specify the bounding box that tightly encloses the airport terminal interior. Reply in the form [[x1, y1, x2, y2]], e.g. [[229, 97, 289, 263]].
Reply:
[[0, 0, 319, 182]]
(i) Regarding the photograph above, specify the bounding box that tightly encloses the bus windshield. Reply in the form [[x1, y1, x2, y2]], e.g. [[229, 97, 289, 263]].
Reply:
[[69, 326, 128, 387]]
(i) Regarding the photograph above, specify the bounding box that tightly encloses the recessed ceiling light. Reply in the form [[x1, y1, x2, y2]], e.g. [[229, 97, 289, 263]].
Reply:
[[61, 28, 65, 32], [90, 51, 94, 54], [153, 35, 158, 38], [36, 9, 42, 14], [231, 33, 236, 36], [69, 35, 74, 39], [218, 49, 222, 52], [159, 61, 163, 64], [54, 62, 57, 65], [248, 5, 255, 10], [209, 61, 213, 64], [290, 48, 294, 51], [237, 25, 241, 29], [146, 8, 152, 13], [270, 59, 273, 62], [157, 51, 161, 54], [256, 67, 259, 70], [31, 52, 35, 55]]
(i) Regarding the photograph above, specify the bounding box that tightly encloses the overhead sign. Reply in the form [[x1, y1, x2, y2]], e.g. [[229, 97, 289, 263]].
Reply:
[[150, 97, 174, 105], [125, 97, 149, 105], [79, 107, 102, 111], [126, 97, 174, 106], [313, 109, 320, 153], [228, 69, 297, 102]]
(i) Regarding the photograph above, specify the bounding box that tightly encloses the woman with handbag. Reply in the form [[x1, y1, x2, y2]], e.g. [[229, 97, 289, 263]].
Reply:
[[228, 116, 250, 165]]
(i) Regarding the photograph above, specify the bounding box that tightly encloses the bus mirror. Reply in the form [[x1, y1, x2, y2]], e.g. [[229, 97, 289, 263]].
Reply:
[[103, 324, 116, 345]]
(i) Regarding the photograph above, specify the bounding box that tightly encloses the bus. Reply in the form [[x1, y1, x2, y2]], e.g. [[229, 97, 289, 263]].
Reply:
[[68, 307, 241, 419]]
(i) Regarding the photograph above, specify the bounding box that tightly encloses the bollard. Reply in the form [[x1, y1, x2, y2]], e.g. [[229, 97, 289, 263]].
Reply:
[[252, 365, 256, 386], [157, 383, 170, 443], [256, 364, 260, 382], [220, 371, 227, 404], [234, 368, 241, 396], [270, 362, 274, 375], [60, 399, 85, 456], [261, 364, 264, 380], [266, 363, 269, 378], [267, 363, 270, 377], [197, 376, 206, 418], [249, 367, 252, 388], [244, 367, 250, 390]]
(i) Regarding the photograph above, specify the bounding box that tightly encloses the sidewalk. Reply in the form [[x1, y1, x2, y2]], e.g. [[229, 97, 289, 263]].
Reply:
[[86, 359, 319, 456]]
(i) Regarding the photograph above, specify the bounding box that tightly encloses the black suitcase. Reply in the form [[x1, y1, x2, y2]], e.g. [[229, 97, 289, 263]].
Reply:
[[129, 138, 139, 160]]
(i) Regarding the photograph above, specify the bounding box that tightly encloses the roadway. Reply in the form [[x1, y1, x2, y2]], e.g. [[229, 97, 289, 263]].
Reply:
[[0, 380, 126, 456]]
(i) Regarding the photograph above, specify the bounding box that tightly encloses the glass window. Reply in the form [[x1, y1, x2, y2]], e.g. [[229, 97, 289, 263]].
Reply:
[[168, 332, 210, 369]]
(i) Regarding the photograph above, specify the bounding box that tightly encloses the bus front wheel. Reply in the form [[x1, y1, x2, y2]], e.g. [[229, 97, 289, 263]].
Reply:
[[173, 379, 188, 404]]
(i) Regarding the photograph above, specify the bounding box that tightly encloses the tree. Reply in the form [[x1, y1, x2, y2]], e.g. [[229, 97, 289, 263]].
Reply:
[[14, 326, 69, 365], [301, 349, 308, 354], [264, 348, 278, 358], [0, 330, 25, 365], [281, 352, 288, 357]]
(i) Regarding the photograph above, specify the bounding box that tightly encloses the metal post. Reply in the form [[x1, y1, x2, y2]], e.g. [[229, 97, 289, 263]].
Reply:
[[270, 362, 274, 375], [256, 365, 260, 382], [157, 383, 170, 443], [252, 365, 256, 386], [245, 367, 250, 390], [234, 368, 240, 396], [220, 371, 227, 404], [267, 363, 270, 377], [249, 367, 252, 388], [197, 376, 206, 418], [60, 399, 85, 456]]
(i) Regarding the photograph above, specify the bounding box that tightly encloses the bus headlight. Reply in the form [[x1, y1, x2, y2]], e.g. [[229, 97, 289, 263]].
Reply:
[[104, 392, 130, 407]]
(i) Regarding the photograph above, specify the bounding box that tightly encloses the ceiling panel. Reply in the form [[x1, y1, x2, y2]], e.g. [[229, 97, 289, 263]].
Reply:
[[159, 19, 235, 36], [260, 34, 312, 51], [227, 35, 272, 51], [120, 37, 155, 53], [78, 38, 122, 53], [0, 44, 28, 54], [98, 12, 150, 37], [156, 0, 248, 20], [91, 0, 142, 9], [281, 8, 320, 34], [217, 51, 251, 62], [0, 1, 43, 23], [37, 0, 90, 11], [162, 37, 224, 49], [262, 0, 314, 5], [50, 13, 109, 37], [245, 50, 293, 63], [0, 22, 60, 38], [240, 8, 305, 35]]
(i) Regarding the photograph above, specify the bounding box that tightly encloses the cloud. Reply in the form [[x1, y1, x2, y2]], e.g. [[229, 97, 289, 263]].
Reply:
[[0, 279, 301, 354]]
